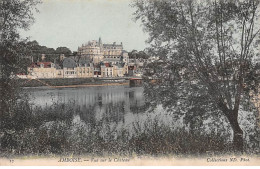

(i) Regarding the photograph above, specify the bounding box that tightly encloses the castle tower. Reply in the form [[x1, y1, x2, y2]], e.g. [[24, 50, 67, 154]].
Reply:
[[98, 37, 103, 48]]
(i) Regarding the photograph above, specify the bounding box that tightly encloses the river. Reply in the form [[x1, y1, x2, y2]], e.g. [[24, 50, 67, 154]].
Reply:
[[24, 85, 175, 133], [23, 85, 257, 142]]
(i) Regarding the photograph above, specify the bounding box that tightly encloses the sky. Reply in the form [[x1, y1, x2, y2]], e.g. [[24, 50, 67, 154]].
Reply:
[[20, 0, 149, 52]]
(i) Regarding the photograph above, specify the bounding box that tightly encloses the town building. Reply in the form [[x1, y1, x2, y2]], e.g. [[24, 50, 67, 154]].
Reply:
[[113, 63, 128, 77], [24, 38, 145, 79], [78, 39, 104, 64], [63, 57, 77, 78], [94, 65, 102, 77], [77, 58, 94, 78], [27, 62, 57, 79], [101, 63, 114, 77], [78, 37, 129, 65]]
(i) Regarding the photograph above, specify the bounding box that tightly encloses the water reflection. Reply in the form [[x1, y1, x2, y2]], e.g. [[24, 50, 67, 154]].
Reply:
[[24, 85, 259, 149], [25, 86, 147, 126], [21, 85, 259, 155]]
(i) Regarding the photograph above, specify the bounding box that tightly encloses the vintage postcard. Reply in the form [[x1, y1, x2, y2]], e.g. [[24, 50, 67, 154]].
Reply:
[[0, 0, 260, 166]]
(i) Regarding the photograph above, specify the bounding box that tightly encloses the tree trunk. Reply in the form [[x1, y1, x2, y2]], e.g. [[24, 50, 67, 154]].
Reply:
[[227, 111, 244, 153]]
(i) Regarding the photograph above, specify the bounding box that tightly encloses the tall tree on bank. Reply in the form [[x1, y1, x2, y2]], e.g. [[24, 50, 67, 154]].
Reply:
[[133, 0, 260, 151], [0, 0, 41, 128]]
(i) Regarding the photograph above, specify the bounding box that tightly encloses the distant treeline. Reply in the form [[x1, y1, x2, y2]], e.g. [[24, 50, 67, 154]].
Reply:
[[26, 40, 77, 62], [26, 41, 150, 63], [18, 41, 77, 74]]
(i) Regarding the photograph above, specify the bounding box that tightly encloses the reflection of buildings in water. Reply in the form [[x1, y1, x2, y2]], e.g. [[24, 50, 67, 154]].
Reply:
[[129, 90, 145, 113], [28, 86, 137, 106], [97, 93, 102, 107], [69, 87, 145, 112], [129, 91, 134, 99], [28, 86, 145, 124]]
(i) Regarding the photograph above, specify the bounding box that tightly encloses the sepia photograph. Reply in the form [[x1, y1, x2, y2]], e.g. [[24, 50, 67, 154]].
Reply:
[[0, 0, 260, 166]]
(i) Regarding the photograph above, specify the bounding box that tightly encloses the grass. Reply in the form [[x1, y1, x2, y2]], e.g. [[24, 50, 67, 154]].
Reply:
[[0, 97, 259, 158]]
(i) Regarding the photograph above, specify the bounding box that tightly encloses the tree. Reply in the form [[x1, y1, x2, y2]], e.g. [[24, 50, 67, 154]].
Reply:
[[55, 47, 72, 56], [136, 51, 149, 60], [0, 0, 41, 134], [26, 40, 63, 62], [129, 50, 150, 60], [128, 50, 138, 59], [72, 51, 78, 56], [133, 0, 260, 152]]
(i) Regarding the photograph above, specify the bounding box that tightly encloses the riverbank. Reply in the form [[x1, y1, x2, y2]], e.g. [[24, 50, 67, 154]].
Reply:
[[17, 78, 131, 88], [43, 82, 129, 88]]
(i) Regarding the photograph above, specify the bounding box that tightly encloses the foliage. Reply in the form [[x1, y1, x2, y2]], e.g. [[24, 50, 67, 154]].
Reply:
[[55, 47, 72, 56], [132, 0, 260, 151], [26, 41, 72, 63], [0, 0, 41, 155], [128, 50, 150, 60], [0, 0, 41, 116], [0, 100, 259, 157]]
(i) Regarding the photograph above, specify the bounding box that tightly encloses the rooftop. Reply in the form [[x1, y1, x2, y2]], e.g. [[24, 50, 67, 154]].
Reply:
[[29, 62, 53, 68]]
